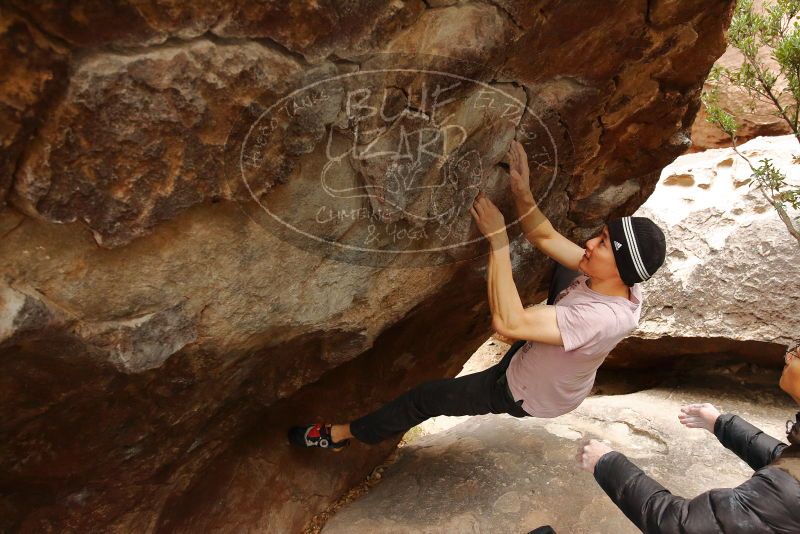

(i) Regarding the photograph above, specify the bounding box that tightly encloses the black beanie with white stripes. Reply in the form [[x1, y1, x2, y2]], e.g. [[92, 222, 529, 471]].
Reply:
[[607, 216, 666, 286]]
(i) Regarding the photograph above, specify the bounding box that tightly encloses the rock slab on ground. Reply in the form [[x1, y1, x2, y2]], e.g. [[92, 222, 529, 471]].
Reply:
[[322, 339, 794, 534], [610, 135, 800, 369]]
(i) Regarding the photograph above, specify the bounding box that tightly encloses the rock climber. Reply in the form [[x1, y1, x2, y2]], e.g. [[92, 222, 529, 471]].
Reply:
[[289, 139, 667, 451]]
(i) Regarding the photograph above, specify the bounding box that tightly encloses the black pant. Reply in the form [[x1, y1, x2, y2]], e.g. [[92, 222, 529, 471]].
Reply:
[[350, 262, 581, 444]]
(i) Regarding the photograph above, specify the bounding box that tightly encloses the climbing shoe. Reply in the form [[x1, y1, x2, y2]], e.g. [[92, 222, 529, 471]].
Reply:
[[288, 423, 350, 451]]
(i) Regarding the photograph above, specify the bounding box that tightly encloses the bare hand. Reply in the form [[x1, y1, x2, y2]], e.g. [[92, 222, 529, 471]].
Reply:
[[576, 439, 613, 474], [507, 139, 532, 200], [679, 403, 721, 434], [469, 191, 508, 246]]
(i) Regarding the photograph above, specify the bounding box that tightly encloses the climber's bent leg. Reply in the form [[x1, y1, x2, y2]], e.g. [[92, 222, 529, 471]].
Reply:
[[349, 340, 527, 444]]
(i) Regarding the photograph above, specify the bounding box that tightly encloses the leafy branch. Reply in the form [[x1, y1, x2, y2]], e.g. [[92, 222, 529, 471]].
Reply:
[[702, 0, 800, 245]]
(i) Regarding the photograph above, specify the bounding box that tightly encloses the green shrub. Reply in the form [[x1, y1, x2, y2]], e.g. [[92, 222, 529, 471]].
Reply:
[[702, 0, 800, 244]]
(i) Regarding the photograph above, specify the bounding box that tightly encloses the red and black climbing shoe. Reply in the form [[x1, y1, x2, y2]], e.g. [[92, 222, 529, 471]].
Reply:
[[288, 423, 350, 451]]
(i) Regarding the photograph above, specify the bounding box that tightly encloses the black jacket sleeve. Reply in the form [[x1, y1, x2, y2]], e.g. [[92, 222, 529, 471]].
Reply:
[[714, 413, 787, 471], [593, 451, 718, 533], [593, 451, 800, 534]]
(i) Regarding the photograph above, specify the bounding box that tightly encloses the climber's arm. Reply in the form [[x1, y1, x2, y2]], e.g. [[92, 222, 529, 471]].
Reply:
[[514, 194, 585, 271], [508, 139, 584, 270], [488, 243, 563, 346], [471, 190, 563, 346]]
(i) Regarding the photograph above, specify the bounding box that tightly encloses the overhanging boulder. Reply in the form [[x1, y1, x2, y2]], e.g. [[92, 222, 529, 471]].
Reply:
[[0, 1, 735, 531]]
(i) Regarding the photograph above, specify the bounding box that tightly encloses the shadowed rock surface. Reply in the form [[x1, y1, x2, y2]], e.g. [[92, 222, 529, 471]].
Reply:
[[0, 1, 735, 531]]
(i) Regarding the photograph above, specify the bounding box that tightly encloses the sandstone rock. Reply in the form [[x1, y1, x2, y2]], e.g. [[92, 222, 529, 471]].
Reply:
[[7, 0, 422, 60], [6, 0, 736, 248], [609, 135, 800, 369], [0, 1, 736, 532], [498, 0, 735, 231], [0, 283, 53, 344], [11, 38, 329, 247], [689, 0, 794, 151], [690, 46, 793, 151], [0, 8, 68, 206]]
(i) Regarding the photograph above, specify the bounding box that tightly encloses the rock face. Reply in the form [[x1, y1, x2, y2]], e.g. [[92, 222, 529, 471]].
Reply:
[[609, 135, 800, 369], [690, 47, 793, 152], [322, 338, 795, 533], [0, 1, 735, 532], [689, 0, 794, 151], [0, 9, 68, 207]]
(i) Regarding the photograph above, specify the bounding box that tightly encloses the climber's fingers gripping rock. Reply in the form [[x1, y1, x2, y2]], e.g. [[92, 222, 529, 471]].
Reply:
[[507, 140, 533, 201]]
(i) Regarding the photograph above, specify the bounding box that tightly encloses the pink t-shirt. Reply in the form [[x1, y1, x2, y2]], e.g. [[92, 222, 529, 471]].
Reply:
[[506, 275, 642, 417]]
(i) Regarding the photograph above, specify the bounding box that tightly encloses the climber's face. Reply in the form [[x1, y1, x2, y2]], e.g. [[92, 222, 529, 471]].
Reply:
[[780, 341, 800, 405], [579, 225, 622, 282]]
